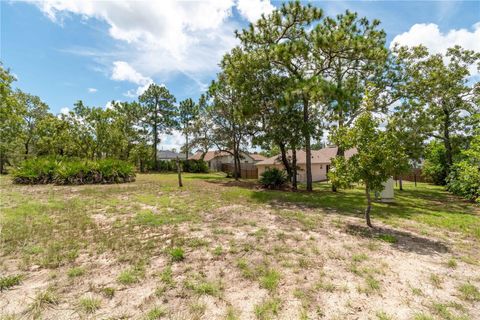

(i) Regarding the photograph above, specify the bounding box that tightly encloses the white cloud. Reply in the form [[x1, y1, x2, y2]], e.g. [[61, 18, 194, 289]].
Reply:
[[30, 0, 240, 81], [391, 22, 480, 54], [160, 130, 185, 151], [236, 0, 274, 23], [88, 87, 97, 93], [111, 61, 152, 85], [60, 107, 70, 115]]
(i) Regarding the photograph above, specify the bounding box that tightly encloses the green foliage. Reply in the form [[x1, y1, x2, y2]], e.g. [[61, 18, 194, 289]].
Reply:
[[181, 159, 209, 173], [13, 157, 135, 185], [446, 133, 480, 202], [422, 141, 448, 185], [169, 247, 185, 262], [0, 274, 22, 291], [458, 283, 480, 301], [259, 168, 287, 189]]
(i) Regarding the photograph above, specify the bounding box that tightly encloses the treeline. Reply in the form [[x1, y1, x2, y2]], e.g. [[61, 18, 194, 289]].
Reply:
[[0, 68, 203, 174]]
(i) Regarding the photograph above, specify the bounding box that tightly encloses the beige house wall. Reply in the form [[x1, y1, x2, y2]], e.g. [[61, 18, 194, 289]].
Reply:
[[208, 153, 256, 171], [257, 163, 329, 183]]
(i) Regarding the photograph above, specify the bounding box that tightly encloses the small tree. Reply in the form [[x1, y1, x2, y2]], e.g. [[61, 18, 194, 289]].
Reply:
[[329, 108, 407, 227], [178, 98, 199, 159]]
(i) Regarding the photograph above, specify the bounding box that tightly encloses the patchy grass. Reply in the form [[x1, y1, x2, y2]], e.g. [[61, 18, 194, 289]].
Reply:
[[24, 288, 60, 319], [254, 298, 281, 320], [0, 174, 479, 319], [67, 267, 85, 278], [458, 283, 480, 301]]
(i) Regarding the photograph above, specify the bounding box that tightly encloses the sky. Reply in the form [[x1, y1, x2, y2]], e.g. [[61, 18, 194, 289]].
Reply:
[[1, 0, 479, 150]]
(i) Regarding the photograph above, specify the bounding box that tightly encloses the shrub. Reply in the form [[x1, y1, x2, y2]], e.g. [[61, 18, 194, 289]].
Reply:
[[181, 159, 209, 173], [13, 157, 135, 185], [12, 157, 59, 184], [259, 168, 287, 189], [446, 161, 480, 203]]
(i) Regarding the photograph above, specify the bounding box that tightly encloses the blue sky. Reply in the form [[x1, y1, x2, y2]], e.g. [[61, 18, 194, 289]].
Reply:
[[2, 0, 479, 149]]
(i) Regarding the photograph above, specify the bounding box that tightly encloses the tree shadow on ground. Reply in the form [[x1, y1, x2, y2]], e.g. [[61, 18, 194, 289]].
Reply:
[[345, 223, 449, 256]]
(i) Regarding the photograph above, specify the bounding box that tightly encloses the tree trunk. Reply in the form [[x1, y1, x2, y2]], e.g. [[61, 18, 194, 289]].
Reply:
[[153, 124, 158, 171], [399, 176, 403, 191], [443, 107, 453, 173], [185, 133, 189, 160], [292, 148, 297, 191], [365, 184, 373, 228], [414, 172, 417, 187], [176, 157, 183, 187], [332, 139, 345, 193], [303, 97, 312, 192], [278, 142, 292, 182]]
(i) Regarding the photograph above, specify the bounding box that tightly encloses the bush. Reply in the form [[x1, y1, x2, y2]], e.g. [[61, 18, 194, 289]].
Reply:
[[181, 159, 209, 173], [446, 161, 480, 203], [259, 168, 287, 189], [422, 141, 448, 185], [13, 157, 135, 185]]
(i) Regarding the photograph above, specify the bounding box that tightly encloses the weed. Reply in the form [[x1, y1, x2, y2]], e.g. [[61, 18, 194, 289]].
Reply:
[[430, 274, 443, 288], [117, 264, 144, 285], [213, 246, 223, 256], [413, 313, 434, 320], [144, 306, 166, 319], [160, 266, 175, 286], [260, 269, 281, 292], [67, 267, 85, 278], [458, 283, 480, 301], [254, 298, 281, 320], [446, 259, 457, 269], [102, 287, 115, 299], [185, 277, 222, 296], [78, 296, 101, 314], [225, 306, 240, 320], [169, 247, 185, 262], [25, 288, 59, 318], [0, 274, 22, 291], [351, 253, 369, 263], [376, 311, 394, 320]]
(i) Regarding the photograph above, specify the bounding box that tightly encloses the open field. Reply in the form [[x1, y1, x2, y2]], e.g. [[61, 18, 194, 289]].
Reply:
[[1, 173, 479, 320]]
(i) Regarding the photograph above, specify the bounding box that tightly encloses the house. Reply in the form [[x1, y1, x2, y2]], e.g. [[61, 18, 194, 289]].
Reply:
[[157, 150, 190, 161], [190, 150, 266, 171], [255, 147, 356, 183]]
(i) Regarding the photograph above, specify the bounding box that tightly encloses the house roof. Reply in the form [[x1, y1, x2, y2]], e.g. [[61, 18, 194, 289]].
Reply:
[[190, 150, 230, 161], [190, 150, 267, 162], [250, 153, 267, 161], [255, 147, 357, 166], [157, 150, 189, 160]]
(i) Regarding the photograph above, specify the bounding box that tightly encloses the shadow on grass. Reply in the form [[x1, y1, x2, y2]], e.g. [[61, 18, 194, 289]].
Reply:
[[345, 223, 449, 255]]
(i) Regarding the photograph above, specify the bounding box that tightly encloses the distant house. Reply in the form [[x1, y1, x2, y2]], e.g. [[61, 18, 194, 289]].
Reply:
[[255, 147, 356, 183], [190, 150, 266, 171], [157, 150, 191, 161]]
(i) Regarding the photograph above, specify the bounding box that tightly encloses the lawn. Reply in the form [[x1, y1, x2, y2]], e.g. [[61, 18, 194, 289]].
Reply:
[[1, 173, 479, 319]]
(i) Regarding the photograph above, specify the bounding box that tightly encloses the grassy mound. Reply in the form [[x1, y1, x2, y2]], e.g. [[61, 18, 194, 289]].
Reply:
[[13, 157, 135, 185]]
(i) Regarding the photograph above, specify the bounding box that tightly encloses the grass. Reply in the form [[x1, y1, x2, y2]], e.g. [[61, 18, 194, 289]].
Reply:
[[169, 247, 185, 262], [259, 269, 281, 292], [254, 298, 281, 320], [184, 277, 222, 296], [458, 283, 480, 301], [67, 266, 85, 278], [78, 296, 101, 313], [1, 174, 479, 318], [0, 274, 22, 291], [25, 288, 60, 318], [144, 306, 166, 319], [117, 264, 145, 285]]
